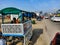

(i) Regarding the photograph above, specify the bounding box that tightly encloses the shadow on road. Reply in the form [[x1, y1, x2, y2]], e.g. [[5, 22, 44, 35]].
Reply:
[[30, 28, 43, 45]]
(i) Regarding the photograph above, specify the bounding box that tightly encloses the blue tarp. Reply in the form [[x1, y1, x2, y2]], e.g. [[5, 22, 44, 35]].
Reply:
[[24, 13, 32, 17]]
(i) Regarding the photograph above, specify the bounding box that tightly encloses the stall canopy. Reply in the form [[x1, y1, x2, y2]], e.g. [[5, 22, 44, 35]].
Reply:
[[0, 7, 33, 17], [0, 7, 23, 14], [24, 12, 32, 17]]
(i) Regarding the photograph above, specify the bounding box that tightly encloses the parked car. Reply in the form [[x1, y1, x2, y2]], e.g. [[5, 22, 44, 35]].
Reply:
[[36, 16, 41, 21], [40, 16, 44, 19], [44, 16, 49, 19], [51, 16, 60, 22], [50, 32, 60, 45]]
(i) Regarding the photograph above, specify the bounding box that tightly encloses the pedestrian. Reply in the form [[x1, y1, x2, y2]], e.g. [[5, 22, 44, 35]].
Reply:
[[16, 18, 20, 24], [13, 17, 16, 23], [0, 33, 6, 45], [11, 17, 16, 24]]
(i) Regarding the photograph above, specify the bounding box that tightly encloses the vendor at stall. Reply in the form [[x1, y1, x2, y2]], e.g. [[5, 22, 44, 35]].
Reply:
[[11, 17, 20, 24]]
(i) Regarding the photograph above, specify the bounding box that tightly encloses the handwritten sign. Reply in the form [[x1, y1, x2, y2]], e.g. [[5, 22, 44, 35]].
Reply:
[[1, 24, 24, 36], [1, 20, 32, 36]]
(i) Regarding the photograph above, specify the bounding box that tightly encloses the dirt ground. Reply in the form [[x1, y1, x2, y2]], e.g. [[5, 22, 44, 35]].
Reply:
[[31, 19, 50, 45]]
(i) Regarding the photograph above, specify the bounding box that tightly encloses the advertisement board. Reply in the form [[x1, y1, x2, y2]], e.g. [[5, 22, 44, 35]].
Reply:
[[23, 21, 32, 34], [1, 20, 32, 36], [1, 24, 24, 36]]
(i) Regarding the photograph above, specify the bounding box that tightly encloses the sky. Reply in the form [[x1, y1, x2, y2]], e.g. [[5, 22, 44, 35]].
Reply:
[[0, 0, 60, 12]]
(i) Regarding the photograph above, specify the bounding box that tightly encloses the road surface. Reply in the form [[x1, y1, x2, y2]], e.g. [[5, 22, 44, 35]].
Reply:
[[44, 19, 60, 43], [32, 19, 50, 45], [32, 20, 46, 45]]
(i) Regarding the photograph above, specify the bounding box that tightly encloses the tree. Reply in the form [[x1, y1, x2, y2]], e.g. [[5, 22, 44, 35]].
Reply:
[[40, 11, 43, 14]]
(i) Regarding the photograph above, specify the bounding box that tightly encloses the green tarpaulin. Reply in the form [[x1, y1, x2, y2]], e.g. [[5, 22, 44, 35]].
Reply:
[[0, 7, 23, 14]]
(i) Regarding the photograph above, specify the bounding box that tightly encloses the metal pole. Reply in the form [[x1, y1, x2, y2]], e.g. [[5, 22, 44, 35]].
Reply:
[[24, 36, 25, 45], [2, 13, 4, 24]]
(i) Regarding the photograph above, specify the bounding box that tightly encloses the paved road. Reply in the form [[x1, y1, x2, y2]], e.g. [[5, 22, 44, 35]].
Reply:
[[44, 19, 60, 43]]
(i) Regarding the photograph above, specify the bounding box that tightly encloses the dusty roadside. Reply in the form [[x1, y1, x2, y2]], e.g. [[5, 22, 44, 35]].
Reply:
[[32, 19, 50, 45]]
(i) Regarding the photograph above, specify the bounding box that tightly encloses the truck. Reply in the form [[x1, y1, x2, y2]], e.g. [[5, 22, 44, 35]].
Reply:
[[1, 20, 33, 45]]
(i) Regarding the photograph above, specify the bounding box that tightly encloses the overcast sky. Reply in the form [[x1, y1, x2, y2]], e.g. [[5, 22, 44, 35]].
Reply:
[[0, 0, 60, 12]]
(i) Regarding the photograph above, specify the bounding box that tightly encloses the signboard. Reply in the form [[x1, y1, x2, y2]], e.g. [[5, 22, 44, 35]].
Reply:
[[25, 28, 32, 40], [23, 21, 32, 34], [1, 24, 24, 36], [1, 20, 32, 36], [24, 21, 32, 45], [25, 28, 32, 45]]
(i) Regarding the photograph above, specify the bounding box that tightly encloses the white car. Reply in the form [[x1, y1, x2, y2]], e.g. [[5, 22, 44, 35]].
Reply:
[[51, 16, 60, 21], [44, 16, 49, 19]]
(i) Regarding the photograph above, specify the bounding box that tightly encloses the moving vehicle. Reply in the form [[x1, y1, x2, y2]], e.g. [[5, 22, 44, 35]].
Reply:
[[50, 32, 60, 45], [51, 16, 60, 22]]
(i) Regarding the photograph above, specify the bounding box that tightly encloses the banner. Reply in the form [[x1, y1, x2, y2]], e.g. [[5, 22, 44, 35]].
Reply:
[[1, 24, 24, 36]]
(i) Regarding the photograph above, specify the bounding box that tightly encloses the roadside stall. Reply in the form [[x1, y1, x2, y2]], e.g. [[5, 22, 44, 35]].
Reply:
[[0, 7, 33, 45], [1, 20, 32, 45]]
